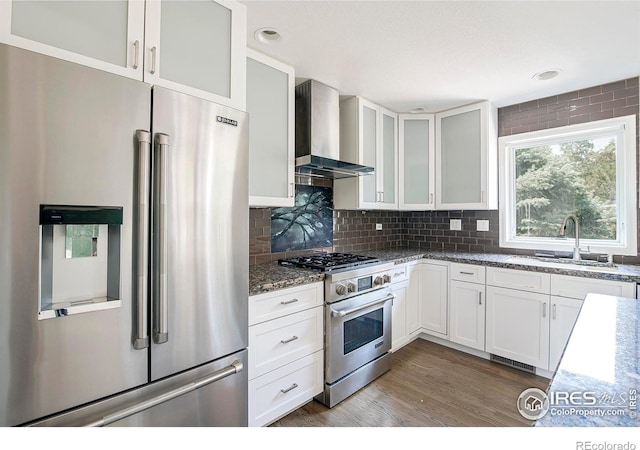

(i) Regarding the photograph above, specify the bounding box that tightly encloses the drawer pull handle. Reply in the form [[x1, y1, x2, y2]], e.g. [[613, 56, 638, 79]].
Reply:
[[394, 272, 404, 277], [542, 302, 547, 318], [552, 304, 557, 320], [478, 292, 482, 305], [460, 271, 474, 275], [280, 383, 299, 394], [280, 336, 299, 344], [280, 298, 299, 305]]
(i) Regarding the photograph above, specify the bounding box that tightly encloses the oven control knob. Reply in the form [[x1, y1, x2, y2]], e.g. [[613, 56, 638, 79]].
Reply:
[[383, 274, 391, 284], [347, 282, 356, 293], [374, 276, 384, 286], [336, 284, 347, 296]]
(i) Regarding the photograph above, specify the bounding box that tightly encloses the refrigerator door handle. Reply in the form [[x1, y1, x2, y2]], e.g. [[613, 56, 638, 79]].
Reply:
[[84, 360, 244, 427], [153, 133, 170, 344], [134, 130, 151, 350]]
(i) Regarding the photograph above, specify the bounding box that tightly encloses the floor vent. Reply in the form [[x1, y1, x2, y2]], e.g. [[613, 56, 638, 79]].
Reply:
[[490, 354, 536, 374]]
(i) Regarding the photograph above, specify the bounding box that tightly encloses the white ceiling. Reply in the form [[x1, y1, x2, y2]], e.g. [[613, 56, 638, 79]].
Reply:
[[242, 0, 640, 113]]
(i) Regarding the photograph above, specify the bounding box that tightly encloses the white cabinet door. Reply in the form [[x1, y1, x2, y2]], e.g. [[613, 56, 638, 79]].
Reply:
[[379, 107, 398, 209], [449, 280, 486, 351], [549, 296, 583, 372], [144, 0, 246, 110], [247, 49, 294, 207], [406, 263, 422, 334], [390, 280, 408, 351], [398, 114, 436, 210], [435, 101, 497, 210], [334, 97, 398, 210], [420, 262, 448, 336], [0, 0, 145, 79], [486, 286, 550, 369]]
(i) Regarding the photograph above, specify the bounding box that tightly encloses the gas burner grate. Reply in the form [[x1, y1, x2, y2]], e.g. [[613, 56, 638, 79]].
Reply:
[[278, 252, 381, 272]]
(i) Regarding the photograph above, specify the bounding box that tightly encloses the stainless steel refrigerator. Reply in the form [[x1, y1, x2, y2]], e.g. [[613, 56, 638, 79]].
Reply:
[[0, 43, 248, 426]]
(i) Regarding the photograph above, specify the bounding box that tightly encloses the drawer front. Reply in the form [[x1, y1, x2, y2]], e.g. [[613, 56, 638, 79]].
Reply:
[[389, 264, 408, 283], [550, 274, 636, 300], [249, 282, 323, 326], [249, 306, 323, 379], [450, 263, 486, 284], [248, 350, 323, 427], [486, 267, 550, 294]]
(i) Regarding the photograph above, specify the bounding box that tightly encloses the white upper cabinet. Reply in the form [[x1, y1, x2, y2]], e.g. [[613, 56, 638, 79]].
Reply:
[[1, 1, 247, 109], [398, 114, 436, 210], [435, 101, 497, 210], [334, 97, 398, 210], [0, 0, 145, 79], [246, 49, 294, 207], [144, 0, 246, 110]]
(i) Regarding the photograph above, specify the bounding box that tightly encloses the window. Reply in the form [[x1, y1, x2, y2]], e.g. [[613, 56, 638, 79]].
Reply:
[[499, 116, 637, 256]]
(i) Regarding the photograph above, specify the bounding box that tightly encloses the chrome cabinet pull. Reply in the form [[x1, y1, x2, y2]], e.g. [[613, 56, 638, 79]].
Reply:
[[289, 182, 294, 198], [280, 336, 298, 344], [460, 271, 474, 275], [430, 193, 434, 204], [150, 46, 157, 74], [542, 302, 547, 318], [552, 304, 557, 320], [85, 361, 243, 427], [280, 383, 298, 394], [478, 291, 482, 305], [132, 40, 140, 69], [393, 272, 404, 277], [153, 133, 170, 344], [134, 130, 151, 350], [280, 298, 299, 305]]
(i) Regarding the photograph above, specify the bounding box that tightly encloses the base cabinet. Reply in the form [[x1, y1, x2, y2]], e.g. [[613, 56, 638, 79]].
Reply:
[[485, 285, 550, 369], [449, 280, 486, 351], [248, 282, 324, 426], [420, 262, 449, 337], [548, 296, 583, 372]]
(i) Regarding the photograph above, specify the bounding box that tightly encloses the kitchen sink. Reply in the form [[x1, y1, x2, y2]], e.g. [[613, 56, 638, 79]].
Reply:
[[504, 256, 620, 273]]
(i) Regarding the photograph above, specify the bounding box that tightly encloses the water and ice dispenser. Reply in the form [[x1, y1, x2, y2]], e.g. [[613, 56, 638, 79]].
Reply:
[[39, 205, 123, 319]]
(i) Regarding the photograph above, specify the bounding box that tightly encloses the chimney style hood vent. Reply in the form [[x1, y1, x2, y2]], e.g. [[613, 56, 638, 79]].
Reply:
[[295, 80, 374, 179]]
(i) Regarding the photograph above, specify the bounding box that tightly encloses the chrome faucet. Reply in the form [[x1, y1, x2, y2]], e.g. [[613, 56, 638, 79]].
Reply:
[[559, 214, 581, 261]]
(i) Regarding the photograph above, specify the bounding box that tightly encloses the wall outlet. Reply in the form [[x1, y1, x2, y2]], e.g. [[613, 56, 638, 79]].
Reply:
[[375, 223, 383, 231], [476, 220, 490, 232], [449, 219, 462, 231]]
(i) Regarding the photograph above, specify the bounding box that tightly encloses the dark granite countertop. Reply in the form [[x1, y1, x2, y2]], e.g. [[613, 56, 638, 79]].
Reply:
[[249, 248, 640, 296], [536, 293, 640, 427], [249, 261, 325, 296]]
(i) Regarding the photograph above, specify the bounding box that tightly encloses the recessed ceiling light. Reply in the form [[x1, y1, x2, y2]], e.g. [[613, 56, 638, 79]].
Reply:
[[533, 69, 562, 81], [255, 27, 281, 44], [409, 107, 427, 113]]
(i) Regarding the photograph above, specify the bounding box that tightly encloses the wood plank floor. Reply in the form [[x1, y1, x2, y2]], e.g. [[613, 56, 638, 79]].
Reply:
[[271, 339, 550, 427]]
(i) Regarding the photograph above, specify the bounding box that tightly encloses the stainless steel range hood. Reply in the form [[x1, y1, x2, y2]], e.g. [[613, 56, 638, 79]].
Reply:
[[295, 80, 374, 179]]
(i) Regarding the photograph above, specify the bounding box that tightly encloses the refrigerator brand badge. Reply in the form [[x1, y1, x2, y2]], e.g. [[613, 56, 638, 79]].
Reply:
[[217, 116, 237, 127]]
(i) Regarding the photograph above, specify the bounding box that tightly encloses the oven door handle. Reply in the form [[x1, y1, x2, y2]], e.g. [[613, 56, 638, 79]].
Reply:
[[330, 293, 395, 318]]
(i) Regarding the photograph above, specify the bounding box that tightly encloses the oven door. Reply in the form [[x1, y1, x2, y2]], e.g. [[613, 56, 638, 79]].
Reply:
[[325, 287, 394, 384]]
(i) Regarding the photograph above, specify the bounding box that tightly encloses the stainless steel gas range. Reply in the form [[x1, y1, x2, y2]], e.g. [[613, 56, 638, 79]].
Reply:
[[279, 253, 395, 408]]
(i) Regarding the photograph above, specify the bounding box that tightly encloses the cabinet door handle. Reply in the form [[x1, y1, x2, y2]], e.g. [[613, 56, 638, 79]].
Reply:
[[280, 383, 299, 394], [478, 291, 482, 305], [430, 193, 434, 204], [460, 271, 474, 276], [280, 335, 298, 344], [150, 46, 157, 75], [132, 40, 140, 69], [552, 304, 557, 320], [280, 298, 299, 305], [542, 302, 547, 318], [289, 182, 294, 198]]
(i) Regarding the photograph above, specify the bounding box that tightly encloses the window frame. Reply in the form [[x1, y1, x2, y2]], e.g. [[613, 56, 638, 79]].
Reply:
[[498, 115, 637, 256]]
